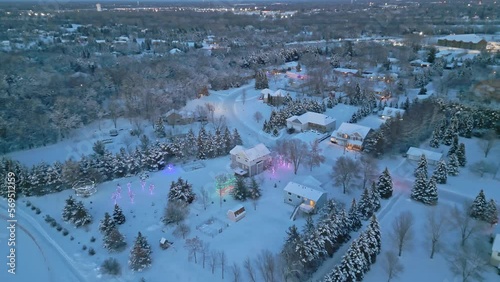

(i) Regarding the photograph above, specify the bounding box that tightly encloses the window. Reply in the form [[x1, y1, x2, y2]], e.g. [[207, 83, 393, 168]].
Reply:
[[297, 195, 300, 199], [288, 192, 291, 195], [288, 198, 292, 202]]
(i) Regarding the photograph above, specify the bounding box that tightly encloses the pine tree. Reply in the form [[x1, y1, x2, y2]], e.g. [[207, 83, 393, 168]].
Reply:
[[357, 187, 374, 220], [247, 177, 261, 200], [411, 170, 427, 203], [432, 160, 448, 184], [222, 127, 233, 154], [303, 216, 315, 234], [456, 143, 466, 167], [367, 215, 382, 259], [103, 225, 127, 252], [370, 182, 381, 212], [232, 128, 242, 146], [348, 199, 362, 231], [72, 201, 93, 227], [447, 135, 459, 156], [129, 232, 152, 271], [197, 127, 208, 159], [485, 199, 498, 226], [154, 118, 166, 138], [447, 153, 460, 176], [429, 129, 441, 148], [113, 204, 126, 225], [377, 167, 393, 199], [469, 190, 488, 220], [442, 119, 457, 146], [414, 154, 428, 178], [99, 212, 116, 235], [168, 177, 195, 204], [62, 196, 77, 222], [254, 70, 269, 90], [185, 129, 198, 157], [231, 176, 247, 201], [422, 176, 438, 205]]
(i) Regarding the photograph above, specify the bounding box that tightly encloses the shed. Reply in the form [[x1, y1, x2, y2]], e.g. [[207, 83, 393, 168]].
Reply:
[[159, 237, 172, 250], [227, 205, 246, 222], [491, 234, 500, 266], [406, 147, 443, 165]]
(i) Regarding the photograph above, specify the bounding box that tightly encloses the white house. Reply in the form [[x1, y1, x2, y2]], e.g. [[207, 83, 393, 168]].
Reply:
[[262, 89, 287, 105], [230, 144, 271, 177], [330, 122, 372, 151], [381, 107, 405, 120], [227, 205, 246, 222], [283, 181, 327, 214], [406, 147, 443, 165], [286, 112, 336, 133], [491, 234, 500, 267]]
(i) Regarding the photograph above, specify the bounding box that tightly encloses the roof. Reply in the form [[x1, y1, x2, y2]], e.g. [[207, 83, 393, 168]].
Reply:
[[406, 147, 443, 161], [286, 112, 336, 126], [230, 143, 271, 162], [284, 182, 325, 201], [228, 204, 245, 212], [333, 68, 359, 74], [382, 107, 405, 118], [333, 122, 372, 139], [261, 88, 273, 95], [439, 34, 486, 44], [493, 234, 500, 252]]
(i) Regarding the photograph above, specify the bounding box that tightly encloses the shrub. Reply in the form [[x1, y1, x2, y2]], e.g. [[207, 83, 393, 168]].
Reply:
[[35, 208, 41, 214], [62, 229, 69, 236], [56, 225, 63, 231], [82, 245, 87, 251], [31, 205, 36, 210], [45, 215, 54, 223], [101, 258, 121, 276], [50, 221, 57, 227], [88, 248, 96, 256], [70, 236, 74, 241], [26, 201, 31, 207], [90, 236, 96, 243], [286, 127, 295, 134]]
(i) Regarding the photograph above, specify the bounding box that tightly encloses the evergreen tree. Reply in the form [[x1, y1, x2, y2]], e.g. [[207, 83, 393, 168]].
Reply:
[[377, 168, 393, 199], [442, 118, 458, 146], [222, 127, 233, 154], [303, 216, 315, 234], [456, 143, 466, 167], [464, 115, 474, 138], [103, 225, 127, 252], [247, 177, 262, 200], [447, 135, 459, 156], [429, 128, 441, 148], [154, 118, 166, 138], [414, 154, 428, 178], [99, 212, 116, 235], [422, 176, 438, 205], [432, 160, 448, 184], [469, 190, 488, 220], [447, 153, 460, 176], [232, 128, 242, 146], [370, 182, 381, 212], [72, 201, 93, 227], [168, 177, 195, 204], [254, 70, 269, 90], [411, 170, 427, 203], [129, 232, 152, 271], [368, 215, 382, 259], [197, 127, 208, 159], [357, 187, 374, 220], [485, 199, 499, 226], [185, 129, 198, 157], [62, 196, 77, 222], [348, 199, 362, 231], [231, 176, 247, 201], [113, 204, 126, 225]]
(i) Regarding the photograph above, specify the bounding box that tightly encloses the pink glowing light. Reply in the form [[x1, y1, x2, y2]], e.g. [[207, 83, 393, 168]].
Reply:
[[149, 184, 155, 195], [111, 192, 118, 205], [141, 181, 146, 191], [127, 182, 131, 193]]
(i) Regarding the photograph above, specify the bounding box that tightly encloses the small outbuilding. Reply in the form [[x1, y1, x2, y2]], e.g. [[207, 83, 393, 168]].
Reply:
[[227, 205, 246, 222], [491, 234, 500, 267], [406, 147, 443, 165], [159, 237, 173, 250]]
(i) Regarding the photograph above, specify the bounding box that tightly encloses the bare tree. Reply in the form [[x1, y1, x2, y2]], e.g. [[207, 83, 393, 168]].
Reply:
[[231, 262, 242, 282], [307, 140, 325, 171], [184, 236, 203, 263], [447, 246, 487, 282], [469, 160, 496, 178], [359, 155, 378, 189], [173, 223, 191, 239], [212, 115, 227, 132], [426, 209, 447, 259], [220, 251, 227, 279], [478, 130, 497, 158], [209, 250, 219, 274], [205, 102, 216, 124], [108, 98, 122, 129], [448, 203, 484, 247], [195, 105, 208, 123], [163, 200, 189, 225], [199, 187, 210, 210], [256, 249, 276, 282], [275, 139, 310, 175], [241, 89, 247, 105], [382, 251, 404, 282], [331, 156, 361, 194], [254, 111, 263, 123], [391, 211, 415, 257], [244, 256, 257, 282], [201, 242, 210, 269]]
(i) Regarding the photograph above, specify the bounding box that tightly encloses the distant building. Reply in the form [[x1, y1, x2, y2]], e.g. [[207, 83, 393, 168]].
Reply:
[[491, 234, 500, 267], [437, 34, 487, 50], [96, 3, 102, 12], [164, 110, 194, 126], [261, 89, 287, 106], [286, 112, 336, 133], [406, 147, 443, 165], [230, 144, 271, 177], [330, 122, 372, 151], [381, 107, 405, 120], [283, 181, 327, 214]]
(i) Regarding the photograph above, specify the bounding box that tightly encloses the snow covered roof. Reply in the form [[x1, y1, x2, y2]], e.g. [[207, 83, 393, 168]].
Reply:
[[382, 107, 405, 118], [274, 89, 287, 96], [228, 204, 245, 212], [169, 48, 182, 54], [333, 68, 359, 74], [406, 147, 443, 162], [493, 234, 500, 252], [261, 88, 273, 95], [286, 112, 336, 126], [333, 122, 372, 139], [283, 182, 325, 202], [439, 34, 486, 44], [230, 144, 271, 162], [293, 175, 322, 188]]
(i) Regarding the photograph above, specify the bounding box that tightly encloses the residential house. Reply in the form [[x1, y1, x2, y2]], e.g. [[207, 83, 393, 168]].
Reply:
[[164, 110, 194, 126], [230, 143, 271, 177], [406, 147, 443, 165], [286, 112, 336, 133], [333, 68, 359, 76], [491, 234, 500, 267], [381, 107, 405, 120], [283, 181, 327, 214], [262, 89, 287, 106], [330, 122, 372, 151], [437, 34, 487, 50]]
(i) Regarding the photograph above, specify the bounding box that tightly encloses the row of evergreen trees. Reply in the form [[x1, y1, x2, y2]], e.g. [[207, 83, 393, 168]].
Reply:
[[324, 216, 382, 282], [62, 196, 93, 227], [263, 98, 326, 134], [231, 177, 262, 202], [470, 190, 498, 226], [0, 126, 242, 198]]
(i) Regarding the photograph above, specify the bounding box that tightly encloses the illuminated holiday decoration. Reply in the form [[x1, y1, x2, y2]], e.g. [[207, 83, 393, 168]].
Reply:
[[116, 184, 122, 198], [111, 192, 119, 205], [149, 184, 155, 195], [72, 180, 97, 197], [141, 180, 146, 191], [127, 182, 131, 193], [129, 190, 135, 204], [215, 173, 236, 196]]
